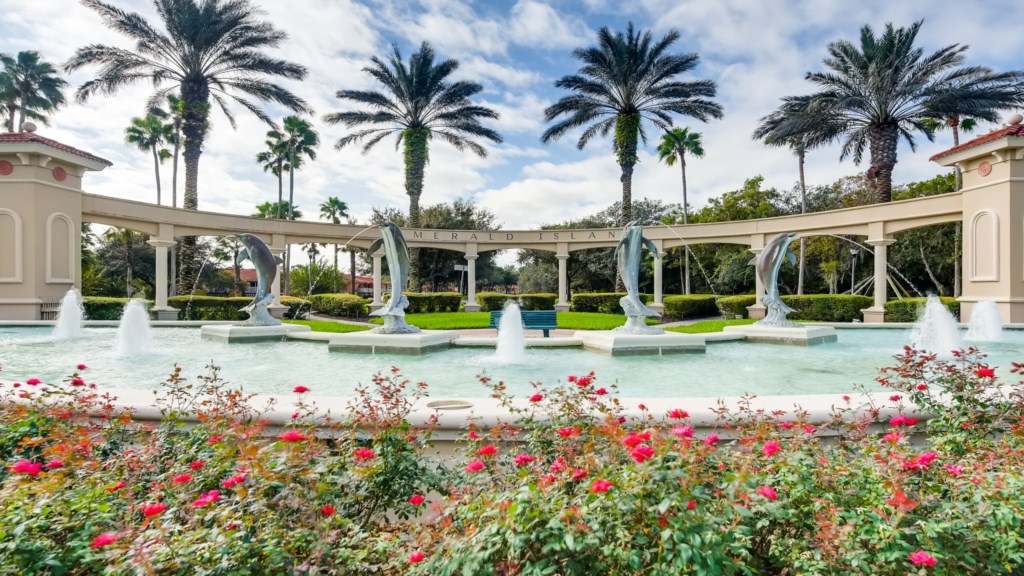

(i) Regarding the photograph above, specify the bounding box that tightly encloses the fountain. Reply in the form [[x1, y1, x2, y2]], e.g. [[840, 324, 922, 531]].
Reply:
[[52, 288, 84, 340], [115, 300, 153, 356], [909, 295, 963, 356], [966, 300, 1004, 341], [493, 300, 528, 364]]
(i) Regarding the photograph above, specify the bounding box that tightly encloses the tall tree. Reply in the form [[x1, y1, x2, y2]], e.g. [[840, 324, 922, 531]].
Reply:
[[542, 23, 722, 229], [149, 93, 184, 295], [325, 42, 502, 290], [124, 114, 173, 204], [656, 127, 703, 294], [253, 201, 302, 221], [770, 21, 1024, 203], [211, 236, 246, 295], [256, 131, 288, 218], [66, 0, 310, 291], [0, 50, 67, 131], [276, 116, 318, 295], [319, 196, 350, 292]]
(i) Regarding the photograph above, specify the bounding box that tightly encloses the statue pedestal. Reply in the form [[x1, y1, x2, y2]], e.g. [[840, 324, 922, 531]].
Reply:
[[200, 323, 310, 343], [328, 330, 457, 355], [723, 324, 837, 346], [150, 306, 179, 321], [576, 331, 705, 356]]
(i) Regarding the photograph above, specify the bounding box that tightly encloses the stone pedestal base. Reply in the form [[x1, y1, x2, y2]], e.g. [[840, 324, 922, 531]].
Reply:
[[861, 307, 885, 323], [554, 303, 570, 312], [268, 304, 288, 319], [648, 303, 665, 314], [746, 304, 766, 320], [463, 302, 482, 312], [576, 330, 705, 356], [200, 323, 311, 343], [723, 324, 837, 345], [328, 330, 457, 355], [150, 306, 179, 321]]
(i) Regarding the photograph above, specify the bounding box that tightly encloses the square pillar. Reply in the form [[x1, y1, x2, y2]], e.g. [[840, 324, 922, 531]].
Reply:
[[555, 243, 570, 312], [147, 237, 179, 321], [649, 239, 664, 314], [463, 249, 481, 312], [861, 236, 894, 323], [268, 234, 288, 318]]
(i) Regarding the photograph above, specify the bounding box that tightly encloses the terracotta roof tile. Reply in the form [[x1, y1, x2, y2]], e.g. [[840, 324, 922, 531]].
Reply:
[[929, 124, 1024, 161], [0, 131, 112, 166]]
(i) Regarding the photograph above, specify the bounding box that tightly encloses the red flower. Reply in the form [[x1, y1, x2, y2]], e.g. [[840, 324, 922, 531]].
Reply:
[[944, 464, 964, 476], [464, 459, 486, 473], [916, 383, 928, 391], [975, 368, 995, 378], [549, 456, 566, 473], [44, 460, 64, 470], [142, 503, 168, 518], [408, 551, 425, 563], [567, 375, 577, 383], [76, 363, 87, 370], [778, 421, 793, 430], [889, 394, 902, 402], [293, 385, 310, 393], [207, 435, 224, 444], [703, 434, 719, 446], [667, 408, 688, 419], [571, 468, 588, 482], [686, 500, 697, 510], [622, 431, 651, 448], [11, 460, 42, 477], [476, 444, 497, 456], [171, 473, 192, 485], [576, 376, 593, 387], [353, 448, 376, 461], [91, 532, 118, 549], [277, 430, 309, 442], [637, 403, 646, 410], [70, 377, 85, 386], [630, 444, 655, 463], [882, 432, 904, 444], [222, 475, 246, 488], [321, 504, 336, 516], [409, 494, 425, 505], [26, 377, 41, 386], [909, 550, 937, 566], [557, 427, 578, 438], [105, 480, 126, 492], [589, 479, 612, 493], [903, 451, 939, 470], [842, 395, 851, 401], [889, 415, 919, 427], [192, 490, 221, 508], [761, 441, 781, 457], [803, 425, 816, 434], [756, 486, 778, 501], [529, 393, 544, 402], [594, 387, 608, 395], [514, 453, 535, 466], [467, 430, 480, 439], [189, 460, 205, 471], [671, 425, 694, 438]]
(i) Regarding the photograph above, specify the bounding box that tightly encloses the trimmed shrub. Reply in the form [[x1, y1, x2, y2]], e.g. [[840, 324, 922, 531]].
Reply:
[[384, 292, 462, 313], [307, 293, 368, 317], [281, 296, 312, 319], [476, 292, 511, 312], [167, 296, 310, 321], [82, 297, 140, 320], [662, 295, 719, 319], [716, 295, 756, 318], [477, 293, 558, 312], [519, 293, 557, 310], [885, 296, 960, 322], [570, 293, 653, 314], [784, 294, 873, 322]]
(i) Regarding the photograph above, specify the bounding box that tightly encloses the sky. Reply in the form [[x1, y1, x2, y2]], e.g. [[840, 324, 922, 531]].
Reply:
[[3, 0, 1023, 242]]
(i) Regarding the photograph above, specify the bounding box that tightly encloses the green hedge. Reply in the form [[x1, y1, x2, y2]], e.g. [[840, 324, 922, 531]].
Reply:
[[307, 293, 368, 317], [383, 292, 462, 313], [714, 294, 873, 321], [715, 295, 756, 318], [82, 297, 139, 320], [570, 293, 653, 314], [662, 295, 719, 319], [476, 293, 558, 312], [885, 297, 960, 322], [167, 296, 309, 321]]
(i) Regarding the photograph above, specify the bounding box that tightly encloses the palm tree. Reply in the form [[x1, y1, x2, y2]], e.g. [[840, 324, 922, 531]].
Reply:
[[253, 201, 302, 220], [771, 21, 1024, 203], [656, 127, 703, 294], [211, 236, 246, 294], [66, 0, 310, 290], [319, 197, 350, 292], [542, 23, 722, 229], [0, 50, 68, 131], [324, 42, 502, 290], [280, 116, 319, 221], [149, 93, 184, 295], [921, 116, 977, 190], [256, 132, 288, 218], [124, 114, 173, 204]]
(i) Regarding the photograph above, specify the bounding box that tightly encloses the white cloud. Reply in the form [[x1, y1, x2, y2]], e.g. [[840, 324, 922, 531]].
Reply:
[[508, 0, 592, 49]]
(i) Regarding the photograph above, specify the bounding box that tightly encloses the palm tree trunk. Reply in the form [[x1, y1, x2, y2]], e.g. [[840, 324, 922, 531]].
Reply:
[[679, 154, 691, 295], [951, 119, 963, 191], [6, 105, 15, 132], [867, 125, 898, 203], [276, 159, 283, 219], [797, 147, 806, 295], [172, 124, 180, 207], [613, 114, 640, 293], [284, 162, 295, 295], [176, 85, 209, 291], [150, 143, 162, 205], [17, 90, 26, 132], [350, 250, 357, 295], [333, 245, 339, 292], [404, 128, 429, 292]]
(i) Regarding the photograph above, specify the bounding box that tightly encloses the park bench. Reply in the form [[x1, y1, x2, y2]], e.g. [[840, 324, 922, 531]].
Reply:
[[488, 309, 558, 338]]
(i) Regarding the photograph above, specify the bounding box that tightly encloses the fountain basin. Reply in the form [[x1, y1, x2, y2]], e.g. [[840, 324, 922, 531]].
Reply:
[[201, 323, 311, 343], [723, 324, 837, 345], [577, 330, 706, 355], [327, 329, 456, 354]]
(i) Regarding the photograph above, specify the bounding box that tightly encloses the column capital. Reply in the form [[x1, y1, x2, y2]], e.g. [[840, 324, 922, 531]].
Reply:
[[465, 254, 479, 261], [866, 238, 895, 247], [556, 253, 569, 260], [147, 239, 176, 248]]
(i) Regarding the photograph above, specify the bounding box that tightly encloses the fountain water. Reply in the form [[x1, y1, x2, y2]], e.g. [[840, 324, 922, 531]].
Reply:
[[493, 300, 528, 364], [52, 289, 84, 340], [115, 300, 153, 356], [966, 300, 1003, 341], [909, 295, 963, 356]]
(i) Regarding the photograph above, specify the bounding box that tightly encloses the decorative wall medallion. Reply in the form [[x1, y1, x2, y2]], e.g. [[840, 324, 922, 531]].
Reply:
[[52, 166, 67, 182], [978, 161, 992, 177], [0, 161, 12, 176]]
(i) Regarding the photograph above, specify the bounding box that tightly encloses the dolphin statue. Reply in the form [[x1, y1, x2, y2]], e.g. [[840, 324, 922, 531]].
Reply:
[[613, 221, 662, 334], [234, 233, 283, 326], [750, 232, 799, 326], [366, 222, 420, 333]]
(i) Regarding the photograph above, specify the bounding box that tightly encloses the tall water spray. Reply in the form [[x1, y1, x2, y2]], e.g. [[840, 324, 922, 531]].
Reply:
[[52, 289, 84, 340], [115, 300, 153, 356], [966, 300, 1004, 341], [909, 295, 963, 356], [493, 300, 528, 364]]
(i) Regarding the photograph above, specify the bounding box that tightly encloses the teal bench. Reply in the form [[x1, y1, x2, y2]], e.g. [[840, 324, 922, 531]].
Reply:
[[488, 310, 558, 337]]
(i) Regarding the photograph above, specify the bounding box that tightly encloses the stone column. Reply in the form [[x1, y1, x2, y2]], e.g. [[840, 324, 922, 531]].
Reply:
[[268, 233, 288, 318], [861, 235, 894, 323], [463, 249, 481, 312], [370, 251, 383, 312], [147, 237, 179, 320], [555, 242, 570, 312], [649, 239, 664, 314], [746, 233, 766, 319]]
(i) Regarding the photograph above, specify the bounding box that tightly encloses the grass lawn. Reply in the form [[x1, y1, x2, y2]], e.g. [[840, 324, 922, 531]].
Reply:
[[665, 318, 756, 333], [364, 311, 659, 331], [284, 319, 372, 333]]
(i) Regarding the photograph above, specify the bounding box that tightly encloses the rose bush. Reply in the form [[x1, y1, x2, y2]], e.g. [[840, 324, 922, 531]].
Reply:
[[1, 348, 1023, 574]]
